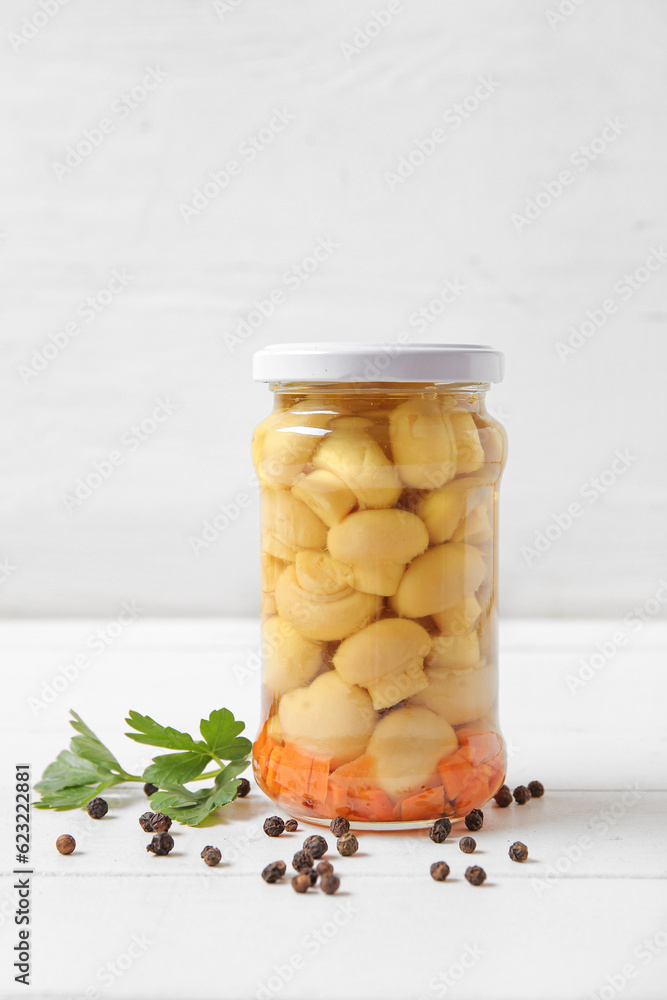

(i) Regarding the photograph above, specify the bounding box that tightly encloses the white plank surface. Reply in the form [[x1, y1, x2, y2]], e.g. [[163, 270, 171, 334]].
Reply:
[[1, 618, 666, 999], [1, 0, 667, 618]]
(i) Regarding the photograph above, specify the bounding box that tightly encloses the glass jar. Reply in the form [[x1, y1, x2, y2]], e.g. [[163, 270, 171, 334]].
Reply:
[[251, 343, 507, 829]]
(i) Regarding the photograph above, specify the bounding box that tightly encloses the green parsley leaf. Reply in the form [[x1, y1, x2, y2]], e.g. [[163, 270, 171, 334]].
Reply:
[[148, 761, 249, 826], [124, 711, 207, 752], [68, 709, 125, 773], [34, 749, 125, 810], [142, 750, 213, 786], [199, 708, 252, 761]]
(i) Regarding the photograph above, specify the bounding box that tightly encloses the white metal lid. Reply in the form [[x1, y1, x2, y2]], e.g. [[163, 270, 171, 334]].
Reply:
[[253, 342, 504, 384]]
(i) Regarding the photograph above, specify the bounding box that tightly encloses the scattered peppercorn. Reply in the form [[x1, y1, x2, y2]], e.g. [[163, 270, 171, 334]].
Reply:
[[303, 835, 328, 859], [528, 780, 544, 798], [459, 837, 476, 854], [429, 818, 452, 844], [150, 813, 172, 833], [464, 809, 483, 832], [337, 833, 359, 857], [284, 819, 298, 832], [330, 817, 350, 838], [509, 841, 529, 863], [320, 874, 340, 895], [139, 811, 155, 832], [263, 816, 285, 838], [302, 868, 318, 886], [430, 861, 450, 882], [236, 778, 251, 798], [316, 860, 334, 877], [86, 797, 108, 819], [513, 785, 531, 805], [465, 865, 487, 886], [261, 861, 286, 883], [494, 785, 513, 808], [292, 849, 314, 872], [146, 832, 174, 856], [291, 874, 311, 893], [143, 783, 158, 797], [56, 834, 75, 855], [201, 846, 222, 867]]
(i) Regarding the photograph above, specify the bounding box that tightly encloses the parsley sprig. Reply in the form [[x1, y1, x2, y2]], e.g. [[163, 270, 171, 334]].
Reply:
[[35, 708, 251, 826]]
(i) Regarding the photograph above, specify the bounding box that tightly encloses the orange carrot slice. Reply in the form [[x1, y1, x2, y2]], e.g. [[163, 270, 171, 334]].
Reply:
[[399, 785, 446, 822]]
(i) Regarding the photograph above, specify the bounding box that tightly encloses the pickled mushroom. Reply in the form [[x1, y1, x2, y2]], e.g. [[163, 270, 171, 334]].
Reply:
[[262, 615, 323, 697], [278, 671, 377, 768], [333, 618, 432, 709], [313, 424, 402, 509], [366, 705, 458, 798], [389, 398, 457, 489], [410, 661, 496, 726], [275, 563, 381, 641], [291, 469, 357, 527], [390, 542, 486, 618], [327, 508, 429, 596]]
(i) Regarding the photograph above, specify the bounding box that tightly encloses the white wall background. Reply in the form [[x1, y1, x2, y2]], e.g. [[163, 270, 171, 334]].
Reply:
[[1, 0, 666, 618]]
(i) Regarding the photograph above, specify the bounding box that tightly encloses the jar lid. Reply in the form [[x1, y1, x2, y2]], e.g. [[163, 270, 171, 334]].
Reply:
[[252, 342, 504, 384]]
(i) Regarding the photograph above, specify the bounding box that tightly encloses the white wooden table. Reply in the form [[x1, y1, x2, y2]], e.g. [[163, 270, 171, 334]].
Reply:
[[1, 618, 666, 1000]]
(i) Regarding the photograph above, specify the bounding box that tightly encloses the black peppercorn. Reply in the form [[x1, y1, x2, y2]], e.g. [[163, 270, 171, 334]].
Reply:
[[336, 833, 359, 857], [494, 785, 513, 808], [303, 835, 328, 859], [143, 782, 158, 797], [236, 777, 251, 798], [465, 865, 486, 886], [513, 785, 531, 805], [316, 860, 334, 877], [509, 841, 529, 863], [330, 816, 350, 838], [291, 874, 311, 893], [429, 818, 452, 844], [528, 781, 544, 798], [201, 845, 222, 867], [320, 873, 340, 895], [261, 861, 286, 883], [284, 819, 298, 832], [430, 861, 450, 882], [56, 834, 75, 855], [459, 836, 476, 854], [292, 849, 314, 872], [146, 832, 174, 856], [86, 797, 108, 819], [464, 809, 483, 832], [302, 868, 318, 886], [139, 811, 155, 832], [150, 812, 172, 833], [263, 816, 285, 838]]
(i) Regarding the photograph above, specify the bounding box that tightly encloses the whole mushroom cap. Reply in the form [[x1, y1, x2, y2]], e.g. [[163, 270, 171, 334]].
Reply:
[[261, 615, 324, 697], [366, 705, 458, 799], [333, 618, 432, 709], [313, 426, 402, 509], [410, 661, 497, 726], [275, 563, 381, 641], [278, 670, 377, 768], [261, 488, 328, 558], [390, 542, 486, 618], [328, 509, 429, 566]]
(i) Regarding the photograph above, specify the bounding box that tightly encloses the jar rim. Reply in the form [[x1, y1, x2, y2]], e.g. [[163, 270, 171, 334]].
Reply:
[[253, 342, 504, 385]]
